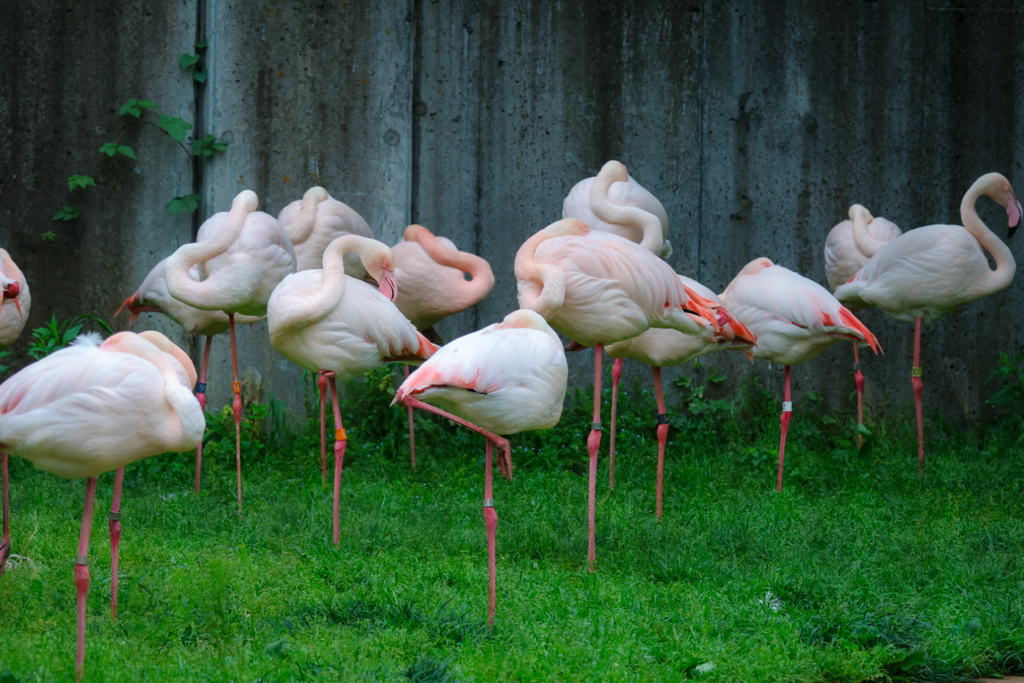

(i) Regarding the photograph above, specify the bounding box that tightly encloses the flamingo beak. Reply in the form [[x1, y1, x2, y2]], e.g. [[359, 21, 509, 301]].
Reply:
[[378, 268, 398, 302], [115, 292, 138, 318], [1008, 193, 1021, 238]]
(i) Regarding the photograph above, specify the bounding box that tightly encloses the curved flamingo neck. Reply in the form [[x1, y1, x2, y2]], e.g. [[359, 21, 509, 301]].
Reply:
[[513, 230, 566, 320], [961, 177, 1016, 291], [407, 225, 495, 306], [590, 166, 664, 254], [165, 191, 257, 309], [849, 205, 889, 257], [288, 187, 329, 246]]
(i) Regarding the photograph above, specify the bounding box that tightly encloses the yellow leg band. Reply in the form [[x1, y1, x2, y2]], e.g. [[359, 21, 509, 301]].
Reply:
[[232, 382, 241, 394], [911, 367, 922, 378]]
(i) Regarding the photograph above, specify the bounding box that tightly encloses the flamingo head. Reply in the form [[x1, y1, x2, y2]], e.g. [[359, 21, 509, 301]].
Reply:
[[115, 290, 162, 328], [598, 160, 629, 183], [362, 245, 398, 302], [377, 266, 398, 302], [402, 224, 431, 243], [139, 330, 198, 389], [1005, 186, 1021, 238], [1, 279, 21, 317], [735, 257, 775, 278]]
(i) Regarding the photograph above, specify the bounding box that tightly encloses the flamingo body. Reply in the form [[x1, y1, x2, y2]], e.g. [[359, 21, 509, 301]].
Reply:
[[278, 186, 375, 275], [824, 209, 902, 291], [396, 310, 567, 435]]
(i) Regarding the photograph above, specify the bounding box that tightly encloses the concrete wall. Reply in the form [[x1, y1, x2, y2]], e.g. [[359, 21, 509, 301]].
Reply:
[[2, 0, 1022, 424]]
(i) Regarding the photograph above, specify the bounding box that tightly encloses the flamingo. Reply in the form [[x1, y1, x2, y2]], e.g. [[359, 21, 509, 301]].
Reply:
[[515, 218, 721, 571], [394, 309, 568, 626], [0, 248, 29, 579], [392, 224, 495, 469], [165, 189, 296, 515], [116, 257, 262, 492], [824, 204, 902, 440], [834, 172, 1020, 475], [563, 160, 672, 257], [605, 276, 755, 514], [0, 330, 203, 680], [266, 234, 436, 545], [721, 258, 880, 492]]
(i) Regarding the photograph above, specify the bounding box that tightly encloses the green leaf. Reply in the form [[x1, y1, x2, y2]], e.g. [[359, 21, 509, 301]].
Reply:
[[118, 98, 155, 117], [191, 134, 229, 157], [62, 325, 83, 344], [99, 142, 119, 157], [68, 175, 96, 191], [41, 231, 57, 241], [52, 206, 81, 221], [193, 67, 208, 83], [195, 38, 208, 50], [167, 194, 202, 214], [882, 650, 927, 673], [157, 115, 193, 142], [117, 144, 137, 159], [179, 53, 201, 70]]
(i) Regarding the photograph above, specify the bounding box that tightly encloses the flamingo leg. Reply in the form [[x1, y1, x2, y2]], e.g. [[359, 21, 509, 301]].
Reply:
[[853, 343, 864, 448], [912, 317, 924, 477], [483, 438, 497, 627], [327, 374, 347, 546], [317, 371, 328, 486], [109, 466, 124, 620], [404, 365, 416, 471], [228, 313, 243, 518], [0, 452, 9, 578], [75, 477, 98, 682], [609, 357, 623, 490], [194, 335, 212, 493], [776, 366, 793, 493], [400, 397, 513, 478], [652, 367, 668, 520], [588, 344, 603, 573]]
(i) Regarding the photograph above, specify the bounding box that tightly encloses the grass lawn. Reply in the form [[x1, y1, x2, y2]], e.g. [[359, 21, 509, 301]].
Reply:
[[1, 369, 1023, 682]]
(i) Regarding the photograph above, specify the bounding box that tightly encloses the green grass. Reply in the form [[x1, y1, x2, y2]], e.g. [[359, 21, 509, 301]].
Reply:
[[1, 367, 1023, 682]]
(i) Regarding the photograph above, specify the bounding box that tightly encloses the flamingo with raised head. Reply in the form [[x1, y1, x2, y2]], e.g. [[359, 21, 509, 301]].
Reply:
[[117, 257, 262, 492], [165, 190, 296, 515], [824, 204, 902, 440], [0, 330, 203, 681], [721, 258, 880, 492], [835, 172, 1020, 475], [394, 309, 567, 626], [515, 218, 721, 571], [267, 234, 436, 545], [563, 160, 672, 258], [0, 248, 29, 579], [605, 276, 755, 515], [392, 224, 495, 469]]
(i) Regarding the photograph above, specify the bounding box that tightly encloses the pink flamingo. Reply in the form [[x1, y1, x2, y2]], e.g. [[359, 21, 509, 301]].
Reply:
[[721, 258, 880, 492], [117, 257, 261, 492], [563, 160, 672, 257], [278, 186, 378, 482], [267, 234, 436, 545], [392, 224, 495, 469], [165, 190, 296, 516], [824, 204, 901, 440], [0, 330, 203, 680], [394, 309, 568, 626], [605, 276, 755, 514], [835, 172, 1020, 475], [0, 248, 29, 579], [515, 218, 721, 571]]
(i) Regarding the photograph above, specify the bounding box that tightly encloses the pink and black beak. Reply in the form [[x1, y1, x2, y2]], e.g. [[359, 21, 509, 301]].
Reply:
[[1008, 193, 1021, 238], [115, 291, 160, 328], [1, 281, 21, 317], [378, 267, 398, 302]]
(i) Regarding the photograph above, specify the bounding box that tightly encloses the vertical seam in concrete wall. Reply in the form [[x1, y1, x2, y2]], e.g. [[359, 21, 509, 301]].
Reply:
[[410, 0, 422, 223], [697, 0, 708, 283], [191, 0, 207, 241]]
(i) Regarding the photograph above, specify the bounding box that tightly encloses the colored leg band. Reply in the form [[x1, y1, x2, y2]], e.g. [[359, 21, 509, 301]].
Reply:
[[590, 422, 602, 431], [74, 555, 88, 566], [232, 382, 241, 394], [911, 366, 922, 377], [335, 428, 348, 441], [782, 401, 793, 412], [109, 511, 121, 522], [655, 413, 669, 425], [195, 382, 207, 394], [482, 498, 495, 508]]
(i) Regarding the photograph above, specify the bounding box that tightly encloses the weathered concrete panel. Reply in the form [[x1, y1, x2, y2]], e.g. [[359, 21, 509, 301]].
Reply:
[[0, 0, 197, 357], [198, 0, 414, 411]]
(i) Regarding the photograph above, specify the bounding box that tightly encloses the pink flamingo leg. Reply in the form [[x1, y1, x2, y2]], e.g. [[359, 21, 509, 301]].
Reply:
[[75, 477, 98, 682], [400, 397, 513, 478], [0, 452, 9, 577], [228, 313, 243, 517], [652, 367, 668, 520], [853, 343, 864, 448], [587, 344, 603, 573], [109, 466, 124, 620], [608, 357, 623, 490], [776, 366, 793, 492], [327, 375, 347, 546], [912, 317, 924, 477], [483, 438, 497, 627], [404, 365, 416, 471], [317, 372, 328, 486], [194, 335, 212, 493]]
